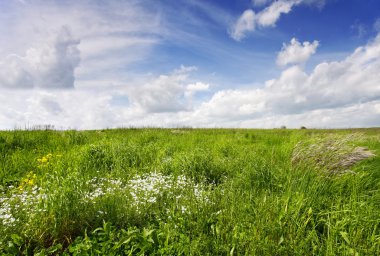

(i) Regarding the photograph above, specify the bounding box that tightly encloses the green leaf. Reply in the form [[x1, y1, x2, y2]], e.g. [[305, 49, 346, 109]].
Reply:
[[142, 228, 155, 239], [278, 235, 284, 245], [10, 234, 23, 246], [230, 246, 235, 256], [47, 243, 63, 253], [340, 231, 350, 245]]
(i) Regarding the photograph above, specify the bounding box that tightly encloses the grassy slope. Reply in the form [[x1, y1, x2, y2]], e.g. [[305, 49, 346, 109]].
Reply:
[[0, 128, 379, 255]]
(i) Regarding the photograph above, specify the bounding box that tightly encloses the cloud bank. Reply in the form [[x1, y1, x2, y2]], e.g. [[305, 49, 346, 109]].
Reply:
[[1, 34, 380, 129], [198, 34, 380, 126]]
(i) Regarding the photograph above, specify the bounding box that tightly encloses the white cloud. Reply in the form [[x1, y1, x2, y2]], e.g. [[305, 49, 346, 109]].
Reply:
[[276, 38, 319, 67], [253, 0, 326, 8], [230, 0, 301, 41], [35, 26, 80, 89], [0, 0, 379, 129], [374, 18, 380, 32], [0, 89, 126, 130], [256, 0, 301, 27], [197, 89, 265, 119], [187, 82, 210, 91], [39, 98, 63, 115], [190, 34, 380, 127], [0, 26, 80, 89], [303, 0, 326, 9], [0, 1, 161, 89], [0, 66, 207, 129], [252, 0, 271, 7], [127, 66, 207, 113], [229, 10, 256, 41], [238, 101, 380, 128], [230, 0, 328, 41], [0, 55, 34, 89], [1, 34, 380, 129], [351, 21, 367, 39], [374, 103, 380, 114]]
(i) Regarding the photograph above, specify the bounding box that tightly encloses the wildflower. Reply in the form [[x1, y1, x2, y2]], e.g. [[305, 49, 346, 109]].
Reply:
[[37, 153, 55, 167], [0, 184, 46, 228], [83, 178, 124, 202], [38, 157, 48, 164]]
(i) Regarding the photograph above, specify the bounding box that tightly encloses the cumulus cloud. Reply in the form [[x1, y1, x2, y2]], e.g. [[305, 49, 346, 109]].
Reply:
[[1, 34, 380, 129], [193, 34, 380, 126], [0, 88, 126, 130], [197, 89, 265, 119], [0, 65, 209, 129], [36, 26, 80, 88], [127, 66, 208, 113], [276, 38, 319, 67], [187, 82, 210, 91], [0, 1, 161, 89], [0, 26, 80, 89], [238, 101, 380, 128], [0, 56, 34, 89], [39, 98, 63, 115]]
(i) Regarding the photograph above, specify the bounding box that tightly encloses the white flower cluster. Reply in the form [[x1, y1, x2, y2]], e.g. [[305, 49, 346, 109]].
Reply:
[[128, 172, 209, 209], [0, 185, 46, 229], [0, 172, 211, 230], [128, 172, 173, 205], [0, 200, 15, 227], [84, 178, 124, 201], [82, 173, 210, 213]]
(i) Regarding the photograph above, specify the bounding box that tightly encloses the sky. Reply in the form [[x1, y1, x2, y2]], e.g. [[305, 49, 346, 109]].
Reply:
[[1, 0, 380, 129]]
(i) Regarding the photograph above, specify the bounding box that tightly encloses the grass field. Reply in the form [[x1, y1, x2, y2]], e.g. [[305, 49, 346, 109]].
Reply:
[[0, 128, 379, 255]]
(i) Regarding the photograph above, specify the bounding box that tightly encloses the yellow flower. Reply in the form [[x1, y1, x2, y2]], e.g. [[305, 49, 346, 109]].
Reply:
[[18, 171, 37, 189], [37, 153, 56, 165]]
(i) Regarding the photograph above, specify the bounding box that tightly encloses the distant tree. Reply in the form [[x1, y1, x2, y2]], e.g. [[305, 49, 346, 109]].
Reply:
[[280, 125, 287, 129], [300, 126, 307, 130]]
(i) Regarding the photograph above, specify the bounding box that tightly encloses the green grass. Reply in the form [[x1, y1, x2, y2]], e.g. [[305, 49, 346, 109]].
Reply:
[[0, 128, 379, 255]]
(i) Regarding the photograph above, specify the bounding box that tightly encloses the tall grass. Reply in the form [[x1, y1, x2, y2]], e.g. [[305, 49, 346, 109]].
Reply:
[[0, 128, 379, 255]]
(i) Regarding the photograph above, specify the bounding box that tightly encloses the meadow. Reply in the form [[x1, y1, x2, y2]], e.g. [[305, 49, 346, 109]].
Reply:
[[0, 128, 379, 255]]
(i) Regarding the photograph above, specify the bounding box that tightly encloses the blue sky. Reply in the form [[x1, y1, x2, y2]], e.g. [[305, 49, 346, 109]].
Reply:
[[0, 0, 380, 129]]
